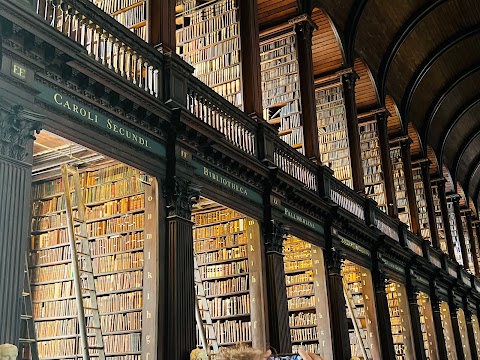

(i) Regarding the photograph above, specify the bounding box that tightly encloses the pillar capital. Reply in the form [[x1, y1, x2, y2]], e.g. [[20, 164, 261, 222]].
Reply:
[[265, 220, 288, 254], [0, 104, 41, 161], [325, 247, 344, 275], [163, 177, 200, 219]]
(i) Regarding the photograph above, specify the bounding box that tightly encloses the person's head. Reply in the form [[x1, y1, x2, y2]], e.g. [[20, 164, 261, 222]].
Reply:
[[216, 344, 272, 360]]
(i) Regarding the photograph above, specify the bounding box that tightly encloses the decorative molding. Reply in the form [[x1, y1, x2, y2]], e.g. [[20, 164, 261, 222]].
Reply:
[[326, 247, 344, 275], [163, 177, 200, 219], [265, 220, 288, 254], [0, 104, 41, 161]]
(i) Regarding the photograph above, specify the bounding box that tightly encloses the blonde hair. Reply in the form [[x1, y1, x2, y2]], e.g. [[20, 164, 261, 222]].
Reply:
[[216, 344, 267, 360]]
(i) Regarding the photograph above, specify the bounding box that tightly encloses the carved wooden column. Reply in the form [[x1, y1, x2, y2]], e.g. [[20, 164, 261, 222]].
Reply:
[[0, 104, 40, 347], [466, 214, 480, 276], [452, 196, 469, 269], [294, 15, 320, 162], [372, 255, 396, 360], [420, 160, 440, 248], [406, 272, 427, 360], [401, 140, 421, 235], [325, 247, 351, 360], [264, 220, 291, 354], [437, 180, 456, 260], [341, 71, 364, 193], [376, 112, 398, 218], [465, 306, 479, 360], [150, 0, 176, 50], [239, 0, 263, 117], [430, 285, 449, 360], [163, 178, 199, 360], [449, 300, 466, 360]]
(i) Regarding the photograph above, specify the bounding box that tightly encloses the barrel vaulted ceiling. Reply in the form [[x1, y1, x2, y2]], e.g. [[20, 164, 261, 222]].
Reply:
[[258, 0, 480, 210]]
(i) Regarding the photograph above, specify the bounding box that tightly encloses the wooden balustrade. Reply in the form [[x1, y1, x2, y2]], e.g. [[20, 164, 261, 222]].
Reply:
[[330, 177, 365, 220], [407, 232, 424, 256], [375, 210, 400, 242], [36, 0, 162, 98]]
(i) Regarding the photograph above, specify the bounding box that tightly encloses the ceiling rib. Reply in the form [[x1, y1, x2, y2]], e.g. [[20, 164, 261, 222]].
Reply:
[[344, 0, 369, 65]]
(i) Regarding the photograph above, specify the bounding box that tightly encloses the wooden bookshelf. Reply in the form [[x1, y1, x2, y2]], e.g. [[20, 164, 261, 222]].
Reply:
[[472, 315, 480, 357], [460, 215, 475, 274], [431, 186, 448, 254], [342, 261, 380, 359], [412, 168, 431, 241], [260, 29, 304, 154], [315, 83, 353, 188], [29, 163, 154, 360], [471, 226, 480, 273], [446, 201, 463, 265], [456, 309, 472, 359], [440, 301, 457, 359], [390, 146, 411, 228], [176, 0, 243, 108], [93, 0, 148, 40], [359, 120, 387, 212], [385, 282, 415, 360], [283, 236, 317, 353], [192, 204, 265, 351], [417, 292, 438, 360]]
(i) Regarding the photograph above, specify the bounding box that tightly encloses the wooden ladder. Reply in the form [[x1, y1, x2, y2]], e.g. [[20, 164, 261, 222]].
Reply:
[[193, 254, 219, 355], [19, 254, 39, 360], [61, 164, 106, 360]]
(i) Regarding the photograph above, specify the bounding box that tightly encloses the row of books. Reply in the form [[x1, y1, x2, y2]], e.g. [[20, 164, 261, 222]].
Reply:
[[386, 282, 408, 360], [391, 147, 411, 228], [285, 259, 313, 272], [85, 164, 141, 187], [97, 292, 143, 313], [291, 327, 318, 342], [86, 195, 145, 219], [203, 275, 248, 296], [461, 215, 475, 273], [212, 320, 251, 345], [413, 169, 431, 240], [194, 219, 246, 238], [86, 213, 144, 236], [193, 208, 243, 225], [99, 311, 142, 332], [447, 202, 464, 265], [199, 259, 248, 279], [284, 249, 312, 261], [95, 270, 143, 292], [90, 232, 144, 256], [319, 140, 349, 154], [206, 294, 250, 317], [288, 296, 315, 310], [92, 251, 144, 273], [113, 3, 146, 28], [177, 6, 238, 34], [93, 0, 144, 15], [196, 245, 247, 264], [193, 234, 248, 252], [286, 271, 314, 285], [86, 177, 145, 203], [289, 312, 317, 327], [32, 194, 78, 216], [287, 283, 314, 298]]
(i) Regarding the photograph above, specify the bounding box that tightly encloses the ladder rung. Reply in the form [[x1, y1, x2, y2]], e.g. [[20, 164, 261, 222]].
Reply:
[[21, 314, 33, 320], [83, 306, 100, 311], [87, 346, 105, 350], [86, 325, 101, 330], [19, 338, 36, 343], [22, 292, 30, 297]]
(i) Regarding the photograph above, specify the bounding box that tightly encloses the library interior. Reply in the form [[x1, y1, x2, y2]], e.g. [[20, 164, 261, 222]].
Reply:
[[1, 0, 480, 360]]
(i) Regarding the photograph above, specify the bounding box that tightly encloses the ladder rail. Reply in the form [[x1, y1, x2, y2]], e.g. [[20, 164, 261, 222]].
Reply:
[[62, 164, 91, 360], [342, 278, 370, 360], [193, 254, 219, 355], [20, 253, 39, 360]]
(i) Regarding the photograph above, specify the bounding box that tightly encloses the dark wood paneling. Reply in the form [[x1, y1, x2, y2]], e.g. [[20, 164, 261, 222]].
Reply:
[[355, 0, 427, 75], [354, 57, 379, 111], [0, 155, 32, 345], [311, 8, 344, 76]]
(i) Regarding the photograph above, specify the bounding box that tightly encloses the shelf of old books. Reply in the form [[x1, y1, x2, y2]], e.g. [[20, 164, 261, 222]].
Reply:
[[359, 120, 387, 212], [460, 214, 475, 274], [176, 0, 243, 108], [446, 201, 463, 265], [260, 29, 304, 154], [93, 0, 148, 40], [29, 163, 157, 359], [431, 185, 448, 254], [385, 281, 415, 360], [315, 82, 353, 188], [341, 260, 381, 360], [472, 314, 480, 356], [412, 167, 431, 241], [192, 198, 266, 352], [456, 308, 472, 359], [440, 301, 457, 360], [390, 146, 411, 228], [471, 225, 480, 273], [283, 236, 331, 358], [417, 292, 439, 360]]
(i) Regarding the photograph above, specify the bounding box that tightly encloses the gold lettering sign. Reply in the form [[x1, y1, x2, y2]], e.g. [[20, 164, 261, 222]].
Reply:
[[11, 62, 27, 80]]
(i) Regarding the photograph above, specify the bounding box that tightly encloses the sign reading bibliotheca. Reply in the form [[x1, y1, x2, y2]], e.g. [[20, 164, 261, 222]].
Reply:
[[192, 160, 263, 204], [35, 83, 166, 158]]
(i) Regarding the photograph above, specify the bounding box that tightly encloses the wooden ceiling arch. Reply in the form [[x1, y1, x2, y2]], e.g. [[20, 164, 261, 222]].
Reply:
[[311, 7, 345, 76], [469, 197, 477, 216], [427, 146, 439, 177], [442, 164, 455, 194], [457, 181, 467, 208], [385, 95, 403, 138], [354, 57, 379, 112], [407, 123, 423, 159]]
